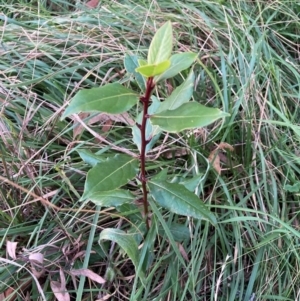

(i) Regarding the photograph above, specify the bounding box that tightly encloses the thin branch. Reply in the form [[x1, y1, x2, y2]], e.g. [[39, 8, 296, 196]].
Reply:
[[139, 77, 155, 229]]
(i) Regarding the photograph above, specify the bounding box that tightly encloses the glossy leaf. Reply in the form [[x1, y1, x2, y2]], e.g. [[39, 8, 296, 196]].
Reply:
[[89, 189, 135, 207], [150, 102, 229, 133], [157, 70, 195, 113], [124, 54, 145, 90], [77, 149, 104, 167], [61, 83, 138, 119], [148, 180, 217, 225], [81, 154, 139, 201], [155, 52, 197, 82], [99, 229, 141, 277], [136, 60, 170, 77], [148, 21, 173, 65]]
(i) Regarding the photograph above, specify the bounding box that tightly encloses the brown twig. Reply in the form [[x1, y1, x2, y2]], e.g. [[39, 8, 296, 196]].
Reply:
[[138, 77, 155, 230]]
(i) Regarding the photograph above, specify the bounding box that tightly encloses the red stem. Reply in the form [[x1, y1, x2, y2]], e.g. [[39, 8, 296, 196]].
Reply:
[[139, 77, 154, 230]]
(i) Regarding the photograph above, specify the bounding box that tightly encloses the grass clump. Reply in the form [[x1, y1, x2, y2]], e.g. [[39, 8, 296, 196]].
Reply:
[[0, 0, 299, 300]]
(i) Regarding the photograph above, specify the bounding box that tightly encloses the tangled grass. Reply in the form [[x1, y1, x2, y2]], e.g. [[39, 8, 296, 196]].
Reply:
[[0, 0, 299, 300]]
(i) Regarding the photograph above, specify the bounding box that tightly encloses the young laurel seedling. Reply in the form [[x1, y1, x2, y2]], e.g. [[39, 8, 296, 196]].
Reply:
[[61, 21, 229, 277]]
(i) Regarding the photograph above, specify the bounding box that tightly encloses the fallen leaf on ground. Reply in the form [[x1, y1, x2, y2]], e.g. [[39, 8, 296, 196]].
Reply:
[[50, 281, 70, 301], [217, 142, 234, 152], [208, 149, 221, 174], [50, 269, 70, 301], [208, 143, 234, 174], [29, 253, 45, 278], [178, 243, 189, 262], [6, 241, 18, 260], [70, 268, 105, 284]]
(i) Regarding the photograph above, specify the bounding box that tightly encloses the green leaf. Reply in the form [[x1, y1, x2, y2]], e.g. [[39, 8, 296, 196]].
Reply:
[[77, 149, 104, 167], [158, 223, 190, 242], [124, 54, 145, 90], [149, 200, 188, 268], [99, 228, 142, 277], [157, 70, 195, 113], [284, 183, 300, 193], [155, 52, 197, 82], [152, 168, 169, 181], [148, 21, 173, 65], [138, 59, 147, 66], [135, 60, 171, 77], [150, 102, 229, 133], [88, 189, 135, 207], [179, 174, 203, 192], [61, 83, 138, 119], [148, 180, 217, 225], [81, 154, 139, 201]]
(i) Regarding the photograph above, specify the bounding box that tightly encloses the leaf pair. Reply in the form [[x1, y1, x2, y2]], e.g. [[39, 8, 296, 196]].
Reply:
[[79, 150, 216, 224], [135, 21, 173, 78], [61, 81, 228, 135], [135, 22, 199, 82]]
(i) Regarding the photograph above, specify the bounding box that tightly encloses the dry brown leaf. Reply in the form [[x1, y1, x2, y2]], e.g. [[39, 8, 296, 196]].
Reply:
[[6, 241, 18, 260], [209, 143, 234, 174], [217, 142, 234, 152], [73, 112, 134, 138], [29, 253, 45, 278], [107, 112, 135, 125], [70, 268, 106, 284], [50, 281, 70, 301], [162, 148, 189, 159], [72, 250, 89, 261], [25, 291, 31, 301], [177, 243, 189, 262], [86, 0, 99, 8], [29, 253, 44, 264], [2, 280, 32, 301], [50, 269, 70, 301], [102, 119, 113, 133], [1, 288, 15, 301], [73, 112, 89, 138], [60, 268, 67, 292], [0, 290, 13, 301], [208, 149, 221, 175]]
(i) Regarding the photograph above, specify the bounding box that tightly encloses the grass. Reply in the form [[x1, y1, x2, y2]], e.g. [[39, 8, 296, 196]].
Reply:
[[0, 0, 299, 300]]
